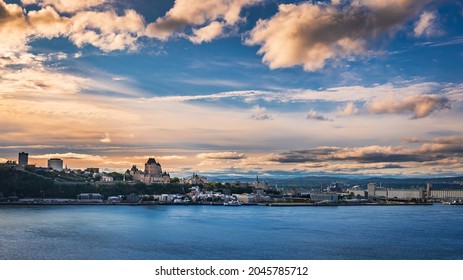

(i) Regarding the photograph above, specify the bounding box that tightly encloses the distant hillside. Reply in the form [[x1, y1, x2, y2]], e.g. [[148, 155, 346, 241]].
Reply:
[[213, 175, 463, 189]]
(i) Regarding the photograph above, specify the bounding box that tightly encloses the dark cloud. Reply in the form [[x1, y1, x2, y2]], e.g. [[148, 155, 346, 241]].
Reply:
[[272, 136, 463, 166], [367, 94, 450, 118]]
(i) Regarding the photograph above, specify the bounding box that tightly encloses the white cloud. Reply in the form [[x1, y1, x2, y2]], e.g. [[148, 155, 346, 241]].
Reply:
[[30, 152, 104, 161], [0, 1, 145, 53], [190, 21, 224, 44], [68, 9, 145, 52], [148, 90, 265, 103], [157, 155, 187, 160], [306, 109, 332, 121], [144, 82, 458, 120], [246, 0, 429, 71], [250, 105, 272, 120], [338, 102, 359, 116], [24, 0, 109, 13], [197, 151, 246, 160], [100, 132, 111, 143], [145, 0, 262, 43], [414, 11, 442, 37]]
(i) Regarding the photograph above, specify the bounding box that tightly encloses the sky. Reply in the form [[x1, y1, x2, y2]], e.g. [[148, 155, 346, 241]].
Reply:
[[1, 0, 463, 178]]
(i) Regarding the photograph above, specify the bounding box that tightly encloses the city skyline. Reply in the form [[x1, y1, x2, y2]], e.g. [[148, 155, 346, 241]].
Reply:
[[1, 0, 463, 178]]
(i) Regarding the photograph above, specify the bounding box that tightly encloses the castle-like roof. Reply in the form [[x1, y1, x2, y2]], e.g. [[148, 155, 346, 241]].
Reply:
[[146, 158, 157, 164]]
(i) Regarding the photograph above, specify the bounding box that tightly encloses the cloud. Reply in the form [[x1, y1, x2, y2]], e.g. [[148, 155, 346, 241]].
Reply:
[[245, 0, 429, 71], [26, 0, 110, 13], [197, 151, 246, 160], [0, 1, 145, 53], [273, 136, 463, 167], [100, 132, 111, 143], [0, 58, 87, 95], [145, 0, 262, 43], [157, 155, 187, 160], [68, 9, 145, 52], [250, 104, 272, 120], [338, 102, 359, 116], [142, 82, 458, 121], [306, 109, 332, 121], [148, 90, 265, 103], [414, 11, 442, 37], [367, 94, 450, 118], [30, 152, 104, 161], [190, 21, 224, 44], [0, 1, 31, 51]]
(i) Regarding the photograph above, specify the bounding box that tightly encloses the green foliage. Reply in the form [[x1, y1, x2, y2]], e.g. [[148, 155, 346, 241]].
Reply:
[[108, 172, 124, 181], [170, 177, 180, 183], [0, 166, 54, 197]]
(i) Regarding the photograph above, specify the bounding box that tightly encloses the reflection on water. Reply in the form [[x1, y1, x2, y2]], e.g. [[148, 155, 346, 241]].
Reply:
[[0, 204, 462, 260]]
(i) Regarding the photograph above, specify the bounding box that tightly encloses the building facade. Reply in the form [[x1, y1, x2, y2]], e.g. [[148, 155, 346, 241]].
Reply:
[[130, 158, 170, 184], [48, 158, 63, 171]]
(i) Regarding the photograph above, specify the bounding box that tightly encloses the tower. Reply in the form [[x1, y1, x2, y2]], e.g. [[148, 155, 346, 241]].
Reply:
[[145, 158, 162, 177], [18, 152, 28, 167], [426, 182, 433, 200], [367, 183, 377, 197]]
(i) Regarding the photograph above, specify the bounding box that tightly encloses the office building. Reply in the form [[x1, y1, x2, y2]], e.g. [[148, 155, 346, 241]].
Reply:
[[48, 158, 63, 171], [18, 152, 28, 167]]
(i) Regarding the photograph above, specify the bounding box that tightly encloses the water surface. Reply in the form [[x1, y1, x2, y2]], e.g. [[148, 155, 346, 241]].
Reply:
[[0, 204, 462, 259]]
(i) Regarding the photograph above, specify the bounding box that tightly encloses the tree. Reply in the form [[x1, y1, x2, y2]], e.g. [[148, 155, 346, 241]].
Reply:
[[170, 177, 180, 184]]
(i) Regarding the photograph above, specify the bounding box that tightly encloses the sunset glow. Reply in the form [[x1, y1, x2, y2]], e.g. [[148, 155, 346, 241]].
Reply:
[[1, 0, 463, 178]]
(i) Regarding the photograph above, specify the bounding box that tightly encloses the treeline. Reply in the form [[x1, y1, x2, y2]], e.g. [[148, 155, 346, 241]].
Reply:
[[0, 167, 186, 199], [0, 166, 54, 198]]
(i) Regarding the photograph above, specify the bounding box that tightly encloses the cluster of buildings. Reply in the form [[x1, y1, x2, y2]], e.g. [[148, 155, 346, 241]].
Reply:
[[4, 152, 463, 205], [14, 152, 64, 171], [362, 182, 463, 202]]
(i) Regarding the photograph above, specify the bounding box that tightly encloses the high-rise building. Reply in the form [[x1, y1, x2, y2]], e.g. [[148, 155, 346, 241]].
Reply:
[[18, 152, 28, 167], [48, 158, 63, 171], [367, 183, 377, 197]]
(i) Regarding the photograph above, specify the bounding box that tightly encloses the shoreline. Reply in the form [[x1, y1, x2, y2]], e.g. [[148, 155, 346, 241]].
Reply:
[[0, 201, 434, 207]]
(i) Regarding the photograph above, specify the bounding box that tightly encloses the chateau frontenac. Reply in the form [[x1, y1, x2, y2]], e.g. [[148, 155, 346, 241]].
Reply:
[[129, 158, 170, 184]]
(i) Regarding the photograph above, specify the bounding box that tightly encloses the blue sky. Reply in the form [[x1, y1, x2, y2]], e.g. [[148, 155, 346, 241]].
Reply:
[[1, 0, 463, 178]]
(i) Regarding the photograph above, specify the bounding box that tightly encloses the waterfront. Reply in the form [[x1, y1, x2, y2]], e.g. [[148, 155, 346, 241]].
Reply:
[[1, 204, 462, 260]]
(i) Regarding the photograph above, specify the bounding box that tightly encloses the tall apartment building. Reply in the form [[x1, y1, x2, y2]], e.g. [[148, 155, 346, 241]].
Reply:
[[18, 152, 28, 167]]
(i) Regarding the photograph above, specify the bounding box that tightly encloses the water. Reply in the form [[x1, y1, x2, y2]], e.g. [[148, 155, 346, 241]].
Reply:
[[0, 204, 462, 260]]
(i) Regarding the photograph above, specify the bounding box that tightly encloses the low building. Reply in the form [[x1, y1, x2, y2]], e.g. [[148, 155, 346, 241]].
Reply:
[[347, 189, 367, 198], [235, 194, 256, 204], [100, 173, 113, 182], [107, 196, 122, 203], [77, 193, 103, 203], [127, 194, 141, 203], [387, 189, 424, 200], [187, 173, 208, 185], [310, 193, 339, 203], [430, 190, 463, 200]]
